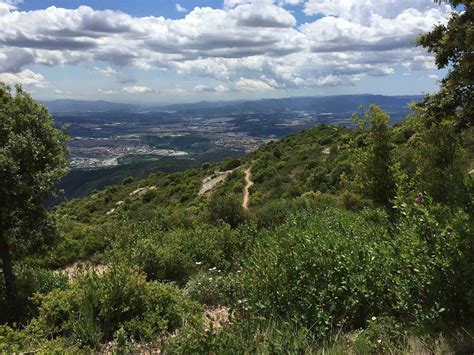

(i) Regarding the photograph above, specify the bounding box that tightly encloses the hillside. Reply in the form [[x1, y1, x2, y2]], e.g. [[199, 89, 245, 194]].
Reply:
[[2, 1, 473, 352], [44, 124, 351, 265], [2, 103, 473, 352], [2, 94, 473, 354]]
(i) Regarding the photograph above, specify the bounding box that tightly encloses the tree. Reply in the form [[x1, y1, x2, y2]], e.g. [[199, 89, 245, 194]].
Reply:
[[352, 105, 395, 207], [0, 84, 69, 320], [416, 0, 473, 130], [410, 0, 472, 204], [206, 193, 248, 228]]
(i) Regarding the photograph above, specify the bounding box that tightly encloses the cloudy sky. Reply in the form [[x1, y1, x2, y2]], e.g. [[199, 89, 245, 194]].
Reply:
[[0, 0, 451, 104]]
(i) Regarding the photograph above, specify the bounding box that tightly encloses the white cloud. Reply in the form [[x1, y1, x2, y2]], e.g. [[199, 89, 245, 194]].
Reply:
[[235, 77, 275, 91], [232, 3, 296, 28], [0, 1, 451, 93], [176, 3, 187, 12], [98, 88, 117, 95], [0, 69, 47, 87], [122, 85, 155, 94], [193, 84, 230, 93], [428, 74, 439, 80], [94, 66, 117, 76], [303, 0, 450, 23]]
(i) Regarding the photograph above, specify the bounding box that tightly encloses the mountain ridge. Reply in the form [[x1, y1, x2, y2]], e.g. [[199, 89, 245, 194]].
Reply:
[[43, 94, 423, 114]]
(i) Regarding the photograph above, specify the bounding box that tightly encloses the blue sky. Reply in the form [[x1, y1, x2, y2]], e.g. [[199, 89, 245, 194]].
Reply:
[[0, 0, 450, 104]]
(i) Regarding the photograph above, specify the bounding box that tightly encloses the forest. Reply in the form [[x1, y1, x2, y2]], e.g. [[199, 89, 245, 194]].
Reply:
[[0, 1, 473, 353]]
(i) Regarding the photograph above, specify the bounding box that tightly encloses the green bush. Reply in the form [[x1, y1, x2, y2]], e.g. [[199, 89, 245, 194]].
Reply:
[[220, 159, 240, 171], [185, 271, 229, 306], [0, 265, 69, 324], [232, 205, 468, 338], [352, 316, 406, 354], [26, 265, 202, 349], [164, 319, 318, 354], [115, 223, 256, 286], [205, 193, 248, 228]]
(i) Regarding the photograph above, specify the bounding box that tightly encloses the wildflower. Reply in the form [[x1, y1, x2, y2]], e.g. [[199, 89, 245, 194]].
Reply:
[[415, 193, 424, 205]]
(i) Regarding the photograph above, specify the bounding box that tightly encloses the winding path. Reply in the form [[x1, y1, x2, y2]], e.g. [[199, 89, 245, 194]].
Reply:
[[242, 168, 253, 209]]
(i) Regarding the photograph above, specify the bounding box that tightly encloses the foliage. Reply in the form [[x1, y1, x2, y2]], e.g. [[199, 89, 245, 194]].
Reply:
[[25, 265, 201, 349], [408, 115, 469, 205], [352, 316, 407, 354], [164, 319, 319, 354], [111, 220, 256, 286], [352, 105, 395, 206], [416, 0, 473, 130], [0, 84, 69, 321], [205, 193, 249, 228], [220, 158, 241, 171], [232, 204, 470, 339], [0, 84, 69, 242]]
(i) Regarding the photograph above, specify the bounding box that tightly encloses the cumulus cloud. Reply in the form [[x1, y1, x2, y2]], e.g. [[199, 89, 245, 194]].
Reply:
[[122, 85, 155, 94], [0, 1, 451, 93], [0, 69, 47, 87], [193, 84, 229, 93], [94, 66, 117, 76], [232, 3, 296, 28], [176, 3, 187, 12], [98, 88, 117, 95]]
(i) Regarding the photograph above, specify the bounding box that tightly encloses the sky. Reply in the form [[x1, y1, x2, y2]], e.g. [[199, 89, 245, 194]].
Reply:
[[0, 0, 452, 104]]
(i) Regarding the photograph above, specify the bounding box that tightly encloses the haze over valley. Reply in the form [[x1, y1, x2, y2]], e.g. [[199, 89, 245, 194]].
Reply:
[[45, 94, 420, 200]]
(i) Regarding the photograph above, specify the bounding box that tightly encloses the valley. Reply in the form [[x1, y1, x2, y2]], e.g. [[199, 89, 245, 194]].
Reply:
[[48, 94, 419, 201]]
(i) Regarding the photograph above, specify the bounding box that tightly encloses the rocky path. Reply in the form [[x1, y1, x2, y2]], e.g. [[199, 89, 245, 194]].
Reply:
[[242, 168, 253, 209]]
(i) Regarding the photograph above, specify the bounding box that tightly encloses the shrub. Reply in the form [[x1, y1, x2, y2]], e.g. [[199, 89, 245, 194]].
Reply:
[[231, 206, 468, 339], [122, 176, 135, 185], [0, 265, 69, 324], [27, 266, 201, 349], [206, 194, 248, 228], [220, 159, 240, 171], [185, 271, 228, 306], [163, 319, 318, 354], [352, 316, 406, 354]]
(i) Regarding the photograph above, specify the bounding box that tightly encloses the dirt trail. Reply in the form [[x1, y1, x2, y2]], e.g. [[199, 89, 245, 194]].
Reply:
[[242, 168, 253, 209]]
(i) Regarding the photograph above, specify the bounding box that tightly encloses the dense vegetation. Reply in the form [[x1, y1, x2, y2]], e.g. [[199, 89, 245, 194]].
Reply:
[[1, 1, 473, 353]]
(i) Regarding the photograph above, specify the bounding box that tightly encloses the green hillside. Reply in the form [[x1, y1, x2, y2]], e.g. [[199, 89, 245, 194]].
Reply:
[[1, 2, 473, 351], [2, 109, 473, 352]]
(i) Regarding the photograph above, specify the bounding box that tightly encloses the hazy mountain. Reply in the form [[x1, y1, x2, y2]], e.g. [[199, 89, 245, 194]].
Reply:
[[43, 94, 422, 115], [154, 95, 422, 115], [42, 99, 145, 113]]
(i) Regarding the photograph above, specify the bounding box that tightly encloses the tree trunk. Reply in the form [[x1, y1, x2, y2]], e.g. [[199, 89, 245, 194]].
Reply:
[[0, 231, 18, 322]]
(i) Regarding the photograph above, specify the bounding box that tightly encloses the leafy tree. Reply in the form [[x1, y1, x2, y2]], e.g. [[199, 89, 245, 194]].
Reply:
[[0, 85, 69, 320], [206, 193, 247, 228], [352, 105, 395, 206], [410, 0, 472, 204], [416, 0, 473, 130], [408, 112, 468, 205]]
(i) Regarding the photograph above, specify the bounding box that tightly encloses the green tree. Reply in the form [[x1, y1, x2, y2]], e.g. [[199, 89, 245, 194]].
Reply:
[[352, 105, 395, 207], [410, 0, 472, 204], [0, 85, 69, 320], [206, 193, 247, 228], [416, 0, 473, 130], [407, 110, 468, 205]]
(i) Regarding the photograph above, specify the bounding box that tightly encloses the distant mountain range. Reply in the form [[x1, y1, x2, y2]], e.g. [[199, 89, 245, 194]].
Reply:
[[43, 94, 423, 115], [42, 99, 143, 113]]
